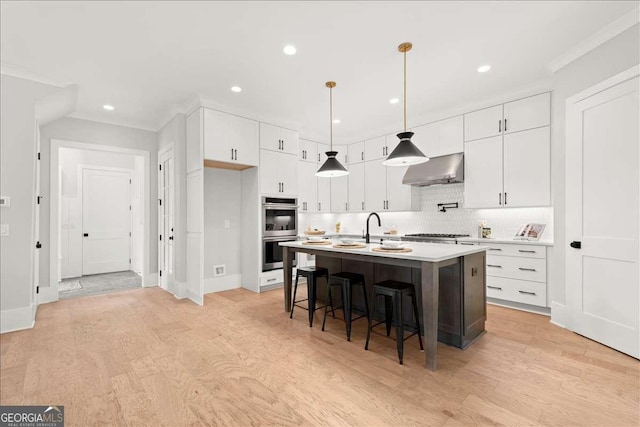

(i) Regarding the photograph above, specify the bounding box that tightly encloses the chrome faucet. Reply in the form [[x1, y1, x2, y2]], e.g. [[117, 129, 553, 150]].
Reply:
[[365, 212, 381, 244]]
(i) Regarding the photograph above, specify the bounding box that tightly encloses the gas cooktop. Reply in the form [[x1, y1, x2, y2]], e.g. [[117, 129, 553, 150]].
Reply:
[[402, 233, 471, 244]]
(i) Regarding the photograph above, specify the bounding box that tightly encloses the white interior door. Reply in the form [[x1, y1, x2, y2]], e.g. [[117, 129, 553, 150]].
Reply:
[[158, 150, 175, 289], [566, 72, 639, 359], [82, 169, 131, 275], [33, 123, 41, 297]]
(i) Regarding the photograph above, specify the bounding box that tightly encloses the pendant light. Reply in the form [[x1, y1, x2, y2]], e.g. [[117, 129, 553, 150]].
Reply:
[[316, 81, 349, 177], [383, 42, 429, 166]]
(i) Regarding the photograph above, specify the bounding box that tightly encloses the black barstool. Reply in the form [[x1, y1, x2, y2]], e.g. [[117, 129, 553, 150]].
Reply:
[[321, 272, 369, 341], [364, 280, 423, 365], [290, 266, 330, 327]]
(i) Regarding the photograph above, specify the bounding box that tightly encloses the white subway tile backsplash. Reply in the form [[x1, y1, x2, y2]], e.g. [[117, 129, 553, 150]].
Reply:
[[300, 183, 553, 241]]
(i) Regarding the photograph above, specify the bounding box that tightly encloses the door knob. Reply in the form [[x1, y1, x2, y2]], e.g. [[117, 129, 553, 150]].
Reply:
[[570, 241, 582, 249], [83, 233, 89, 237]]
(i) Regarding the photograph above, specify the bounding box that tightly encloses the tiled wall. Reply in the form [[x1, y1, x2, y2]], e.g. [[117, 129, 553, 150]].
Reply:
[[300, 183, 553, 240]]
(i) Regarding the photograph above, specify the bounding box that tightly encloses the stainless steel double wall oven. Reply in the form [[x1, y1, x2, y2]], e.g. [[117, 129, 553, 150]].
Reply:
[[262, 197, 298, 271]]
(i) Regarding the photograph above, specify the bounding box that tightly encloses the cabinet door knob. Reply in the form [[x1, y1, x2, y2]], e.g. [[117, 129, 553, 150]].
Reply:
[[570, 241, 582, 249], [231, 148, 234, 160], [498, 193, 502, 205], [499, 120, 502, 133], [504, 192, 507, 205], [504, 119, 508, 132]]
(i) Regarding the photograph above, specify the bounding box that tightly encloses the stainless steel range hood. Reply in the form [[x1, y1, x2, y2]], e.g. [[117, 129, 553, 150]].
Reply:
[[402, 153, 464, 186]]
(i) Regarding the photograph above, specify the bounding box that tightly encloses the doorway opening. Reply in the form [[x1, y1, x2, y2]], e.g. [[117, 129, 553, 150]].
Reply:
[[48, 140, 151, 301]]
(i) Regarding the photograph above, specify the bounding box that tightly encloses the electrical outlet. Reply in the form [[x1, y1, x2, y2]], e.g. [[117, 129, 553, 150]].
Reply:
[[214, 264, 226, 277]]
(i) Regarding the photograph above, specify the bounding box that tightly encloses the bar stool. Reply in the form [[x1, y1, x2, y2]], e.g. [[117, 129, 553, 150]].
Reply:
[[290, 266, 330, 327], [321, 272, 369, 341], [364, 280, 423, 365]]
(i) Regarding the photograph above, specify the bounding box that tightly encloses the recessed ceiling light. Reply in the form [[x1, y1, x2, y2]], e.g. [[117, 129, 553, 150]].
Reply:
[[333, 119, 341, 124], [231, 86, 242, 93], [103, 104, 114, 111], [477, 65, 491, 73], [283, 45, 297, 55], [389, 98, 399, 104]]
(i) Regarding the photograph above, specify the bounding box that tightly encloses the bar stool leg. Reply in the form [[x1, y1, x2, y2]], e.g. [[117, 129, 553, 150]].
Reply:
[[365, 293, 377, 350], [411, 292, 424, 351], [393, 292, 405, 365], [290, 271, 300, 319], [308, 276, 317, 327], [384, 295, 393, 337], [342, 280, 353, 341], [361, 282, 370, 322], [321, 283, 333, 331]]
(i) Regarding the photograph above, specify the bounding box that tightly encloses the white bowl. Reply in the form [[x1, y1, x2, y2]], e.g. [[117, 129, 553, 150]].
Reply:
[[340, 239, 355, 245], [307, 236, 324, 242], [381, 240, 402, 248]]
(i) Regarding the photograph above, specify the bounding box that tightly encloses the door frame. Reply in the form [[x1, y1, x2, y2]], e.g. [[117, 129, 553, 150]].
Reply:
[[158, 144, 175, 292], [78, 165, 133, 276], [563, 64, 639, 333], [44, 139, 152, 304]]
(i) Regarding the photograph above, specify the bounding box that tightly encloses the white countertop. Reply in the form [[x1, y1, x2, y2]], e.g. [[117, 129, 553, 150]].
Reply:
[[281, 240, 488, 263]]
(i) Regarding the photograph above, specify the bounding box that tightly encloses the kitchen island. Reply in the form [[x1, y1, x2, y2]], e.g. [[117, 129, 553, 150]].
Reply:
[[280, 241, 488, 371]]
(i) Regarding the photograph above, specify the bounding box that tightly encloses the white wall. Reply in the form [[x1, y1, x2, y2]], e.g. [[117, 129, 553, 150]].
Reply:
[[549, 23, 639, 310], [39, 117, 158, 288], [58, 147, 139, 278], [158, 114, 186, 290], [203, 168, 242, 292], [0, 74, 61, 331]]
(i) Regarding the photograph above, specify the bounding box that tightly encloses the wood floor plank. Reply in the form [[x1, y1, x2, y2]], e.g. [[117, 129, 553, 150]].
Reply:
[[1, 287, 638, 426]]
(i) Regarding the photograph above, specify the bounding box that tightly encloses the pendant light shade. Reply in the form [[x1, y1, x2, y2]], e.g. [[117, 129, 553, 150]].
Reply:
[[316, 81, 349, 177], [383, 42, 429, 167]]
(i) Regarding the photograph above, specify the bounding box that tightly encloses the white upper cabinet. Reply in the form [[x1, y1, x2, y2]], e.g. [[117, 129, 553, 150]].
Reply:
[[299, 138, 317, 163], [260, 123, 298, 155], [260, 149, 298, 196], [330, 175, 349, 212], [317, 143, 329, 164], [297, 161, 317, 212], [464, 105, 504, 142], [386, 165, 414, 211], [464, 136, 504, 208], [348, 162, 365, 212], [503, 92, 550, 134], [503, 126, 551, 207], [317, 177, 331, 212], [202, 108, 259, 167], [348, 141, 365, 164], [413, 115, 463, 158], [364, 136, 387, 161], [364, 159, 386, 211]]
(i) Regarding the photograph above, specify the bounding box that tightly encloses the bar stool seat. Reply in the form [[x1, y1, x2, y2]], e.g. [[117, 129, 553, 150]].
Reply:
[[322, 272, 369, 341], [290, 266, 330, 327], [364, 280, 423, 365]]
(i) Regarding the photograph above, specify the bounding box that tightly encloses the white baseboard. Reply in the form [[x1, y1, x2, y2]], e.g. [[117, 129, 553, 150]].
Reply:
[[37, 285, 59, 305], [1, 304, 36, 334], [487, 298, 551, 316], [550, 301, 570, 329], [204, 274, 242, 294], [143, 273, 159, 287], [171, 280, 187, 299], [187, 290, 203, 306]]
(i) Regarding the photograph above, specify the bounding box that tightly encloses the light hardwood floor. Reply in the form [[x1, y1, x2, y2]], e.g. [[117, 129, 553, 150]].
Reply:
[[1, 286, 638, 426]]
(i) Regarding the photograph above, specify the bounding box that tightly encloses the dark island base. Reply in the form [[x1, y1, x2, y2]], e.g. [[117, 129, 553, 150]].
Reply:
[[313, 252, 486, 349]]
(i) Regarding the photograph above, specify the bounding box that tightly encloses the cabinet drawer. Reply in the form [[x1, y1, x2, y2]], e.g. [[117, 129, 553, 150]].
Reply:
[[482, 243, 545, 258], [260, 269, 283, 286], [487, 276, 547, 307], [486, 255, 546, 282]]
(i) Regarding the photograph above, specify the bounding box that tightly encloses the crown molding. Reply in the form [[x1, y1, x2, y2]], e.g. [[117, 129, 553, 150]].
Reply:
[[1, 61, 71, 88], [547, 7, 639, 73], [66, 111, 158, 132]]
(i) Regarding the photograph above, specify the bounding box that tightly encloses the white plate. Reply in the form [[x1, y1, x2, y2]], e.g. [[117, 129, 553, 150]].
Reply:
[[381, 244, 404, 250], [307, 236, 325, 242]]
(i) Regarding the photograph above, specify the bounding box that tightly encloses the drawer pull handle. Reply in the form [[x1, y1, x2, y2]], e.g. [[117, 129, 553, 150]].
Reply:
[[488, 286, 503, 290], [518, 267, 537, 272], [518, 250, 536, 253], [267, 278, 276, 282], [489, 248, 502, 251], [460, 243, 475, 245], [518, 290, 536, 296], [487, 264, 502, 268]]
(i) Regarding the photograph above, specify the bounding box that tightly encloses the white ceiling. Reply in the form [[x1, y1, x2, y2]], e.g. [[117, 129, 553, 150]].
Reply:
[[1, 1, 637, 142]]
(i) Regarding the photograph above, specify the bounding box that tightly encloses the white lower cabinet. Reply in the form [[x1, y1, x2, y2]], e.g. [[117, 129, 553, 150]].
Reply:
[[484, 243, 548, 307]]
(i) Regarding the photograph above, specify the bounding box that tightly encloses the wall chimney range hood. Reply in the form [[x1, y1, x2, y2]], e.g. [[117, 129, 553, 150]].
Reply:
[[402, 153, 464, 186]]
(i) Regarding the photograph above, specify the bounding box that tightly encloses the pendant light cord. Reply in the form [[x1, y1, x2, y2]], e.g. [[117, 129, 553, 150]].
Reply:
[[329, 85, 333, 150], [403, 48, 407, 132]]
